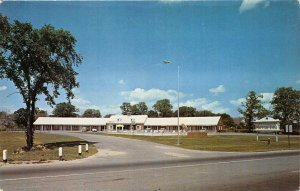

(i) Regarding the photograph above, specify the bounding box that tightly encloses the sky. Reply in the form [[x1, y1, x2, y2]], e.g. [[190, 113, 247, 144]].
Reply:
[[0, 0, 299, 117]]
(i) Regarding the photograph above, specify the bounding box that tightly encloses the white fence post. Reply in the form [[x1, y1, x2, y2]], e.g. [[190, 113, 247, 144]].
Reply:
[[59, 147, 63, 160], [85, 144, 89, 153], [3, 150, 7, 163], [78, 145, 82, 156]]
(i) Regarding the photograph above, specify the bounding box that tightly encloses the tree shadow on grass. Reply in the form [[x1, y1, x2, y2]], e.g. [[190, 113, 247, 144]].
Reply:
[[42, 141, 98, 149]]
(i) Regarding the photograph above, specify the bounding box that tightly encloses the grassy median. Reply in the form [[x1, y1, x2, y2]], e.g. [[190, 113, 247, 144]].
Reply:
[[0, 132, 97, 163], [100, 133, 300, 152]]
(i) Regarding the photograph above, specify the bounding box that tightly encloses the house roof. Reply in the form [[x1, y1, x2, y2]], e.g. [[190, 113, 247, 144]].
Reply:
[[144, 116, 221, 126], [33, 117, 109, 126], [253, 117, 280, 123]]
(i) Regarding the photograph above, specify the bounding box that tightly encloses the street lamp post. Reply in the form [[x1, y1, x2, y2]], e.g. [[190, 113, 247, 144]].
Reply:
[[164, 60, 180, 145]]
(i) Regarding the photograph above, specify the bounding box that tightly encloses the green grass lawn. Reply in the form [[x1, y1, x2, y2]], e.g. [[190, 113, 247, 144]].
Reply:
[[99, 133, 300, 152], [0, 132, 97, 163]]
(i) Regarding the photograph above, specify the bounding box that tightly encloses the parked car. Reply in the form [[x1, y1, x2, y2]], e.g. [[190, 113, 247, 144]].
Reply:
[[145, 128, 152, 133], [92, 128, 98, 132]]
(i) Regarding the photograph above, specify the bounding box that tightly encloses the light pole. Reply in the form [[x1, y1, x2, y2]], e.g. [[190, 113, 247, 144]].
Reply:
[[163, 60, 180, 145]]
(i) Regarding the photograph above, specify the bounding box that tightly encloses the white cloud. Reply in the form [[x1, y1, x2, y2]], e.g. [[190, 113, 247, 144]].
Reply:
[[180, 98, 208, 108], [230, 98, 246, 107], [296, 80, 300, 84], [259, 92, 273, 109], [260, 92, 273, 103], [181, 98, 229, 114], [230, 93, 273, 110], [209, 85, 225, 95], [121, 88, 188, 104], [120, 88, 229, 113], [0, 85, 7, 91], [239, 0, 269, 13], [118, 79, 125, 85]]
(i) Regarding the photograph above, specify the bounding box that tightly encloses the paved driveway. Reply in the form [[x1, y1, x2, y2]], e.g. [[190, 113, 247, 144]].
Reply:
[[1, 132, 299, 191], [59, 132, 243, 164], [1, 132, 298, 170]]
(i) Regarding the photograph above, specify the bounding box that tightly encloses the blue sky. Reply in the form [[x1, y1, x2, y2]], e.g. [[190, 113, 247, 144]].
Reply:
[[0, 0, 299, 117]]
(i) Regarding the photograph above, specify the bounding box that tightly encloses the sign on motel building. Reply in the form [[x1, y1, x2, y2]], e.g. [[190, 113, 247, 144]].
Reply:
[[253, 117, 281, 132], [34, 115, 223, 132]]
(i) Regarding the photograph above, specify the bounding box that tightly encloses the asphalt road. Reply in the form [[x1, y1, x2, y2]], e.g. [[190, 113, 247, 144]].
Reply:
[[0, 132, 299, 191]]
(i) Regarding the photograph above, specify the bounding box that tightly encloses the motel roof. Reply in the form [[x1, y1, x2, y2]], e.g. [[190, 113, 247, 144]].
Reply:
[[34, 115, 221, 127], [108, 115, 148, 124], [34, 117, 109, 126], [144, 116, 221, 126]]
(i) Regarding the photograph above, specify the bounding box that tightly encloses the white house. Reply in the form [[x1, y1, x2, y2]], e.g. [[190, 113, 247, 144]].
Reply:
[[34, 115, 223, 132]]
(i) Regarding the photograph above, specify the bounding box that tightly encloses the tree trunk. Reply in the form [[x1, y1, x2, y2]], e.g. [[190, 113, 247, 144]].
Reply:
[[25, 100, 35, 150]]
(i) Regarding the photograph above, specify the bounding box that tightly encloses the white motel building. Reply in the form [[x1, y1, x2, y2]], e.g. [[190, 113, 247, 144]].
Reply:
[[34, 115, 223, 132]]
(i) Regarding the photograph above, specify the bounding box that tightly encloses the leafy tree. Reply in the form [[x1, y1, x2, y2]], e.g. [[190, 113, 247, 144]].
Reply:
[[104, 114, 113, 118], [35, 108, 48, 118], [173, 106, 196, 117], [14, 108, 28, 128], [0, 111, 15, 131], [0, 14, 81, 149], [147, 110, 159, 117], [131, 102, 148, 115], [13, 107, 48, 129], [120, 102, 132, 115], [52, 102, 78, 117], [238, 91, 267, 132], [82, 109, 101, 118], [257, 107, 271, 119], [136, 102, 148, 115], [271, 87, 300, 130], [131, 104, 139, 115], [195, 110, 215, 117], [220, 113, 235, 128], [153, 99, 173, 117]]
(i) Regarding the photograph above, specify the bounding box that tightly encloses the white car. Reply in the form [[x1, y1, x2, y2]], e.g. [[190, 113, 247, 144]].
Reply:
[[92, 128, 98, 132]]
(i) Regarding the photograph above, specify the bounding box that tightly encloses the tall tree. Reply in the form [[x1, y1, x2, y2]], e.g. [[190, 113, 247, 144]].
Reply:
[[13, 108, 28, 128], [0, 111, 15, 131], [136, 102, 148, 115], [195, 110, 215, 117], [120, 102, 132, 115], [35, 108, 48, 118], [82, 109, 101, 118], [52, 102, 78, 117], [104, 114, 113, 118], [219, 113, 235, 128], [147, 110, 158, 117], [131, 102, 148, 115], [131, 104, 139, 115], [0, 15, 81, 149], [174, 106, 196, 117], [271, 87, 300, 130], [238, 91, 266, 132], [153, 99, 173, 117]]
